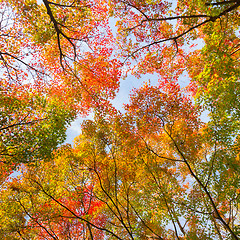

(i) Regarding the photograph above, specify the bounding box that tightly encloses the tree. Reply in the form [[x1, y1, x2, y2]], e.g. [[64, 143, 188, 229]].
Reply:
[[0, 0, 122, 176], [0, 0, 122, 112], [2, 83, 240, 239], [0, 145, 107, 239], [0, 84, 75, 161], [0, 0, 240, 239], [111, 0, 240, 142]]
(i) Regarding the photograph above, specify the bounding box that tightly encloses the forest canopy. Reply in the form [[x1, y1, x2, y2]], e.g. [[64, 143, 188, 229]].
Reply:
[[0, 0, 240, 239]]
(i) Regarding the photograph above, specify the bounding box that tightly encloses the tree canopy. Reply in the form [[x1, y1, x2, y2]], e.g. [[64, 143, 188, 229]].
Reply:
[[0, 0, 240, 239]]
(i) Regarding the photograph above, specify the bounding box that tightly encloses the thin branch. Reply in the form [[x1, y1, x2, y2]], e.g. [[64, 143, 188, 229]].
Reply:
[[163, 127, 239, 240], [42, 0, 77, 65], [0, 51, 48, 76], [47, 0, 91, 8], [125, 1, 240, 60], [206, 0, 238, 6], [93, 166, 135, 240], [139, 134, 184, 162], [0, 118, 47, 131], [231, 43, 240, 55], [119, 0, 150, 20], [17, 199, 59, 240], [204, 142, 217, 188], [127, 198, 164, 240], [32, 179, 124, 240]]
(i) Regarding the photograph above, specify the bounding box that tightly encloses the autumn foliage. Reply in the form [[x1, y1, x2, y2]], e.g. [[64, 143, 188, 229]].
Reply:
[[0, 0, 240, 239]]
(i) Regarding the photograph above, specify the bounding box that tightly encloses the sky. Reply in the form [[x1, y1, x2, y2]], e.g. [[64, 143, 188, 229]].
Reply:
[[65, 9, 206, 145], [65, 73, 158, 144], [64, 70, 197, 144]]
